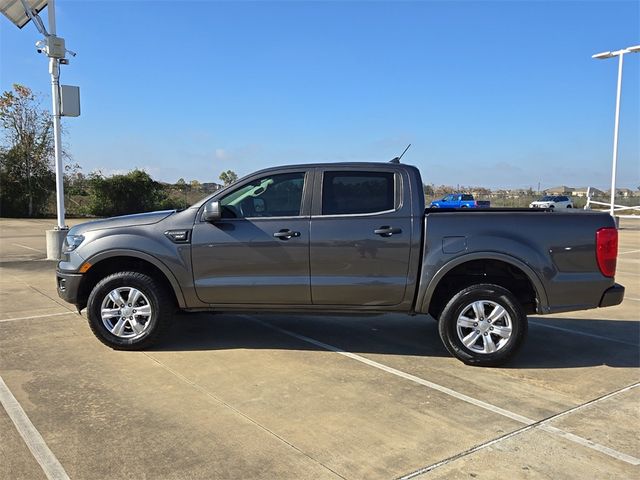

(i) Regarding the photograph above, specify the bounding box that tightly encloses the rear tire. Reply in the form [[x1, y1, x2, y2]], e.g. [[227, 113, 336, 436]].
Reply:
[[86, 271, 174, 350], [438, 284, 527, 366]]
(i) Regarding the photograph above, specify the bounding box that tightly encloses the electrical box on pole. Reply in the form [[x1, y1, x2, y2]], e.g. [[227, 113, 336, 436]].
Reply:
[[44, 35, 65, 57], [60, 85, 80, 117]]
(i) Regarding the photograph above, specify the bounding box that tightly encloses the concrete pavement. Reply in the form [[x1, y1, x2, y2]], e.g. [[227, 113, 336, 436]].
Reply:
[[1, 218, 638, 479]]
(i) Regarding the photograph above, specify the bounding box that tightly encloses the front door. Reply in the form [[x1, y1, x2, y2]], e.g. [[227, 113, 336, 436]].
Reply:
[[192, 170, 312, 304]]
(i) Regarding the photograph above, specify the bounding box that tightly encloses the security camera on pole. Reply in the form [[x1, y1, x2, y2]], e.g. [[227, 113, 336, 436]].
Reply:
[[1, 0, 80, 259]]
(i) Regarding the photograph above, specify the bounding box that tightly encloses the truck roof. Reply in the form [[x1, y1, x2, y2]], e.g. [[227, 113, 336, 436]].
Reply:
[[257, 161, 415, 170], [191, 161, 422, 209]]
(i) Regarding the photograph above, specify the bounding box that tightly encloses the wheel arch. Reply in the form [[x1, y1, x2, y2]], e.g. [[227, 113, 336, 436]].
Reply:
[[419, 252, 548, 319], [77, 250, 186, 310]]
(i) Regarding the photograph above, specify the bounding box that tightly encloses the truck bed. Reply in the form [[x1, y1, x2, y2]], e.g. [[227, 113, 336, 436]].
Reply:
[[416, 209, 617, 316]]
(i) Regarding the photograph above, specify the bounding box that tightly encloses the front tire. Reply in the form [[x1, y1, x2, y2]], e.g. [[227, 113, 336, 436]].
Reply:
[[438, 284, 527, 366], [87, 271, 173, 350]]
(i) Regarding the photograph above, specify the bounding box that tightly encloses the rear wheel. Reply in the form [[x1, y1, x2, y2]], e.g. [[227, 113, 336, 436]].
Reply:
[[87, 271, 173, 350], [438, 284, 527, 366]]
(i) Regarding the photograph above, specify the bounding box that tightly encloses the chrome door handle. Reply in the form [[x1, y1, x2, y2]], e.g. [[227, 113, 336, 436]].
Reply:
[[273, 229, 300, 240], [374, 226, 402, 237]]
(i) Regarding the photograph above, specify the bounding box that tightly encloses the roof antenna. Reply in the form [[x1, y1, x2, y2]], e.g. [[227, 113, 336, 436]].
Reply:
[[390, 144, 411, 163]]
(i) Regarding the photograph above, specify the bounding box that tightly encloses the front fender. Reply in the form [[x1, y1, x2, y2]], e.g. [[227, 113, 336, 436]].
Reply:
[[84, 249, 187, 308]]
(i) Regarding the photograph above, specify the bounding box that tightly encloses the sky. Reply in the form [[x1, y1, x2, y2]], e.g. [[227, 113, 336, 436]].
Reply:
[[1, 0, 639, 190]]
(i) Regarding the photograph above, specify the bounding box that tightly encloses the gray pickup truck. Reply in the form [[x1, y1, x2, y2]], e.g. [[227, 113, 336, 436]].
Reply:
[[56, 162, 624, 366]]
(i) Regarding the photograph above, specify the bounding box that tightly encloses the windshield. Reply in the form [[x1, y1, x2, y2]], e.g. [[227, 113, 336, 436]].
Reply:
[[540, 196, 554, 201]]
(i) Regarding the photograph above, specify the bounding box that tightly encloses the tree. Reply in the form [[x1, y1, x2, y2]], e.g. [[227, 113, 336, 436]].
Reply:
[[64, 162, 87, 195], [0, 84, 57, 217], [423, 184, 434, 196], [219, 170, 238, 186], [175, 178, 188, 207], [87, 169, 180, 217]]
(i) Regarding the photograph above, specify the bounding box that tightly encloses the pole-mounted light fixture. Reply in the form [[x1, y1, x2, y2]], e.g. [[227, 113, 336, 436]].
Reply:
[[592, 45, 640, 217]]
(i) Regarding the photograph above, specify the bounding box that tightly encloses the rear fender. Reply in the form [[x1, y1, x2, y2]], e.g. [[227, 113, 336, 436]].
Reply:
[[417, 252, 549, 314]]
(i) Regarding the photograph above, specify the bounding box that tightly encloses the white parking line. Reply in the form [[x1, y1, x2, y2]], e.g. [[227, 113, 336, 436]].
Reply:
[[619, 249, 640, 255], [399, 383, 640, 478], [252, 318, 640, 466], [11, 243, 45, 253], [625, 296, 640, 302], [0, 376, 70, 480], [0, 312, 76, 323], [529, 321, 638, 347]]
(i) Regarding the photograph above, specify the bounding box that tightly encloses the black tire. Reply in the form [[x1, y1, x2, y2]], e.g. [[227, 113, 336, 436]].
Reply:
[[567, 205, 572, 208], [87, 271, 174, 350], [438, 284, 527, 367]]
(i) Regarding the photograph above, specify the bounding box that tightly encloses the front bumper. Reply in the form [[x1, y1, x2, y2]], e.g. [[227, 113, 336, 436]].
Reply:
[[56, 270, 83, 305], [599, 283, 625, 308]]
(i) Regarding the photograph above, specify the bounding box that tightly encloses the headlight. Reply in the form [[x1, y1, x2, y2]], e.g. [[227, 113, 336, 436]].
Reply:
[[62, 234, 84, 253]]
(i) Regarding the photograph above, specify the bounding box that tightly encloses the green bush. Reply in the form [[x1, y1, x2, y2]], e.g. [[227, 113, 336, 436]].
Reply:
[[87, 169, 181, 217]]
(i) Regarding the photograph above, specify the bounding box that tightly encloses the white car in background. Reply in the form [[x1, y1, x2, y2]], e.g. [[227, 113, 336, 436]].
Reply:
[[530, 195, 574, 209]]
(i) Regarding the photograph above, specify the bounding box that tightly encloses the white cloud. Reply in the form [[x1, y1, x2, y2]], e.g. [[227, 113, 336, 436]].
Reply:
[[214, 148, 227, 160]]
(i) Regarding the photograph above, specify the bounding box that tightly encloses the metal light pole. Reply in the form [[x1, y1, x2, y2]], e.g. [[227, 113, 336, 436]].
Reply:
[[592, 45, 640, 217], [4, 0, 78, 258], [48, 0, 65, 231]]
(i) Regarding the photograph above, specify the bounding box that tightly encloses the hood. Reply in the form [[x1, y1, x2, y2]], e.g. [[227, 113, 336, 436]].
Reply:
[[69, 210, 175, 235]]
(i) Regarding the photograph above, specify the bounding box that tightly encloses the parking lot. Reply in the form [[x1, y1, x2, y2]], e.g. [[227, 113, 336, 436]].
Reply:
[[0, 217, 638, 480]]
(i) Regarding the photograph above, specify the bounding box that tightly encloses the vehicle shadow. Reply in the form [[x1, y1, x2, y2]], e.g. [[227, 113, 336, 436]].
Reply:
[[153, 312, 640, 369]]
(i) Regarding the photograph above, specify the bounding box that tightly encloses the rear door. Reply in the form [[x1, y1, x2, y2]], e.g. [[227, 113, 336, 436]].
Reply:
[[191, 169, 312, 305], [309, 167, 413, 306]]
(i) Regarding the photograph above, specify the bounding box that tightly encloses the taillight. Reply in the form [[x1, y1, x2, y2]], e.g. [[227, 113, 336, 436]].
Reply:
[[596, 227, 618, 277]]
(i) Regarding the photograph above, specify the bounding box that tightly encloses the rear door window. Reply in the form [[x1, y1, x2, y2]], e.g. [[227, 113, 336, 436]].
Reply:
[[321, 171, 395, 215]]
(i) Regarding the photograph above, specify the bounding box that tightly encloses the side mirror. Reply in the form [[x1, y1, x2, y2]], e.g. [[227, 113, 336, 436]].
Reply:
[[203, 201, 221, 222]]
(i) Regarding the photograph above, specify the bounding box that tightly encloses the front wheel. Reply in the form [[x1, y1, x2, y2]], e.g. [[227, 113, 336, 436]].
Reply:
[[438, 284, 527, 366], [87, 271, 173, 350]]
